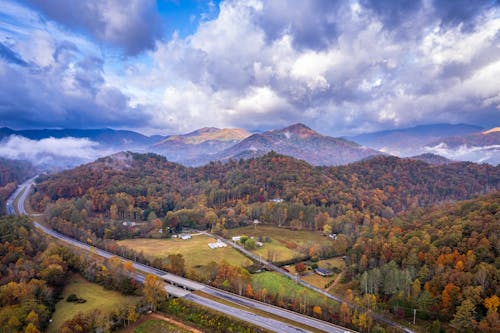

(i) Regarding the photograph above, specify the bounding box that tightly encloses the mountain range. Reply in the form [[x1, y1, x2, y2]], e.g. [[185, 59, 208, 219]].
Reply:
[[0, 123, 498, 169]]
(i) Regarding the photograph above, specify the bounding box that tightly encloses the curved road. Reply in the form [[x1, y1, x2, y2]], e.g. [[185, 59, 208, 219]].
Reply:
[[8, 178, 355, 333]]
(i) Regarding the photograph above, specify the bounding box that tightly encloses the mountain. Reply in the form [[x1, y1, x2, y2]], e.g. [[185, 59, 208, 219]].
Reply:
[[348, 123, 483, 155], [0, 127, 161, 147], [155, 127, 250, 145], [151, 127, 251, 165], [213, 123, 382, 166]]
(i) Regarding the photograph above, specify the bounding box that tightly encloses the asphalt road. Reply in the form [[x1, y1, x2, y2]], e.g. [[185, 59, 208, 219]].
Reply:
[[7, 178, 353, 333]]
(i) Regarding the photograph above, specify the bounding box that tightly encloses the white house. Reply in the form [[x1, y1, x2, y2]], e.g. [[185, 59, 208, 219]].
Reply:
[[232, 236, 242, 242]]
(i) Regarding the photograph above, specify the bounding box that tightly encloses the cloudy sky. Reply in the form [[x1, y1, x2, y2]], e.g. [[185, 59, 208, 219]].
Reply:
[[0, 0, 499, 136]]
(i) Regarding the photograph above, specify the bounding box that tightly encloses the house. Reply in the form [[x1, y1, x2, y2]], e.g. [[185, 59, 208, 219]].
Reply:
[[314, 267, 333, 277], [270, 198, 284, 203], [180, 234, 192, 240], [232, 236, 242, 242], [256, 241, 263, 247]]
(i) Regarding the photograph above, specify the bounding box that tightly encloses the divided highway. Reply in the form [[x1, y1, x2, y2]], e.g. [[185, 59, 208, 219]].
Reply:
[[7, 178, 355, 333]]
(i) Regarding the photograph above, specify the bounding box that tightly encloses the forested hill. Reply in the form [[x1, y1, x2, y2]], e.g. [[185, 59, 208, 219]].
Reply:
[[0, 157, 34, 187], [0, 158, 35, 214], [31, 152, 499, 231], [347, 192, 500, 329]]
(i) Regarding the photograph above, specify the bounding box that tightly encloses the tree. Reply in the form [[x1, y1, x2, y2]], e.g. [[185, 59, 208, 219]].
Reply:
[[340, 302, 351, 325], [244, 238, 256, 250], [484, 295, 500, 313], [166, 254, 186, 276], [477, 310, 500, 333], [143, 274, 167, 311], [24, 323, 41, 333], [313, 305, 322, 318], [450, 299, 476, 333], [295, 262, 307, 274], [126, 305, 139, 326]]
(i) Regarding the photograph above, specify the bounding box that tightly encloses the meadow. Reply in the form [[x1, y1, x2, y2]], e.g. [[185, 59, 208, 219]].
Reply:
[[117, 234, 253, 268], [48, 274, 140, 333]]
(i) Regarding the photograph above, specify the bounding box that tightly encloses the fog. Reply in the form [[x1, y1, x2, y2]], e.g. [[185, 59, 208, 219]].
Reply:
[[0, 135, 117, 169]]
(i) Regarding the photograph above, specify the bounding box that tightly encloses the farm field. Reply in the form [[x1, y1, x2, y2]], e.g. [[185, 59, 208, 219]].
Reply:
[[227, 225, 333, 262], [117, 235, 253, 268], [48, 274, 140, 333]]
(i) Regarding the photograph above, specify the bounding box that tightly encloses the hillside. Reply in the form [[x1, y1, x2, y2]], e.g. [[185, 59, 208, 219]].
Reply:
[[215, 123, 382, 166], [348, 191, 500, 328], [0, 158, 34, 214], [30, 152, 499, 235]]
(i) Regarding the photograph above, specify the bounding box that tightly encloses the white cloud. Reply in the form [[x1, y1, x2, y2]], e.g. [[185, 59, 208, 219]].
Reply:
[[0, 136, 115, 167]]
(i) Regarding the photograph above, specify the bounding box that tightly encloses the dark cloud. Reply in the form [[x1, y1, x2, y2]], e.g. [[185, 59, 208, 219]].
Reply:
[[433, 0, 499, 29], [26, 0, 163, 55], [360, 0, 423, 29], [257, 0, 341, 50], [0, 37, 148, 129], [0, 42, 27, 66]]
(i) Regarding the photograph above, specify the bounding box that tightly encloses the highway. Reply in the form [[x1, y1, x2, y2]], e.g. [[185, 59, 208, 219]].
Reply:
[[7, 178, 355, 333]]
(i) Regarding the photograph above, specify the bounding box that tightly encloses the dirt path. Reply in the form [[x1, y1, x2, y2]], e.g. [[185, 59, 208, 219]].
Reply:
[[325, 272, 343, 293], [120, 313, 203, 333]]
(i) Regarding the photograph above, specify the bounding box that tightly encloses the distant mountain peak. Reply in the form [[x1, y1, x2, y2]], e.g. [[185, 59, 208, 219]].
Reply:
[[274, 123, 318, 139], [483, 127, 500, 135], [156, 127, 251, 146]]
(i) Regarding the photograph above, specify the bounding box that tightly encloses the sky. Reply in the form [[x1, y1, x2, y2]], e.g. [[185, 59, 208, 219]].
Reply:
[[0, 0, 499, 136]]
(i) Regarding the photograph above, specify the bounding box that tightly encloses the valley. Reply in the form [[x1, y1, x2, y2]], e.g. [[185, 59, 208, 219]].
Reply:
[[3, 149, 497, 332]]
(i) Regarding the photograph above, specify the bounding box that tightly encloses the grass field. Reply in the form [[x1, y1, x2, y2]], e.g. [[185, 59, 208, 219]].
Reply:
[[133, 319, 192, 333], [227, 226, 333, 262], [48, 274, 140, 333], [301, 273, 335, 289], [317, 257, 345, 271], [252, 272, 318, 301], [117, 235, 253, 268]]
